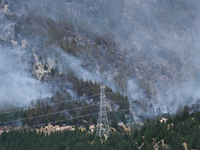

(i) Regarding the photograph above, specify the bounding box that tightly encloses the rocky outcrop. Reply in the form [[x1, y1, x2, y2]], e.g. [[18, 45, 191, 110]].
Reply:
[[32, 54, 51, 80]]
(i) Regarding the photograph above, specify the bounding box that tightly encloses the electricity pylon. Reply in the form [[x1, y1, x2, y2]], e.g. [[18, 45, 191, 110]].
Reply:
[[96, 85, 110, 139]]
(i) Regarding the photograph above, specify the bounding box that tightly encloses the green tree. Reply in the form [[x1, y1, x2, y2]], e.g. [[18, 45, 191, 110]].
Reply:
[[196, 138, 200, 150], [111, 120, 118, 129], [137, 133, 143, 147], [50, 67, 56, 77], [86, 124, 90, 131]]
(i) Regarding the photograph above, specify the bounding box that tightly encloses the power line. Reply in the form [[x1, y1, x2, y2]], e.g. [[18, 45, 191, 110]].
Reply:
[[0, 92, 114, 115], [0, 99, 130, 125], [0, 103, 97, 124], [2, 108, 131, 134], [2, 112, 100, 134], [0, 93, 100, 115]]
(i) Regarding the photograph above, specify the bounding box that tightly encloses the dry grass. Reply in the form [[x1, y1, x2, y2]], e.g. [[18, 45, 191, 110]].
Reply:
[[183, 142, 188, 150]]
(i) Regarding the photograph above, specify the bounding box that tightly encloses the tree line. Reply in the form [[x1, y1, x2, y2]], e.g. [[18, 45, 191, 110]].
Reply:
[[1, 108, 200, 149]]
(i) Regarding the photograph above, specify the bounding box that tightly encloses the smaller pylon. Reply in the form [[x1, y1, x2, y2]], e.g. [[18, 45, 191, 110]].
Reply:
[[96, 85, 110, 139]]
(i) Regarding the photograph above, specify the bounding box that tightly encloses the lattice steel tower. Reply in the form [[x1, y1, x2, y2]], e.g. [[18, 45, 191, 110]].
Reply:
[[96, 85, 110, 139]]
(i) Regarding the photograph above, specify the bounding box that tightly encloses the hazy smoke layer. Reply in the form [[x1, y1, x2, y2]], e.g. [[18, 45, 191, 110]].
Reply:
[[5, 0, 200, 117], [0, 47, 51, 109], [57, 48, 117, 91], [156, 81, 200, 113]]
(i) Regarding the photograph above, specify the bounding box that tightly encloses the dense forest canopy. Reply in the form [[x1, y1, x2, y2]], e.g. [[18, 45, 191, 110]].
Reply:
[[1, 110, 200, 150]]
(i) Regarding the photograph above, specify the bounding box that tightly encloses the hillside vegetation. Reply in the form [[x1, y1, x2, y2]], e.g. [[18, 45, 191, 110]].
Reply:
[[1, 0, 200, 149], [1, 110, 200, 150]]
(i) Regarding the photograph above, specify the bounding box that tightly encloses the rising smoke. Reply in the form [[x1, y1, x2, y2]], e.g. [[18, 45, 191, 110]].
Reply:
[[56, 47, 117, 91], [3, 0, 200, 117], [0, 47, 51, 110]]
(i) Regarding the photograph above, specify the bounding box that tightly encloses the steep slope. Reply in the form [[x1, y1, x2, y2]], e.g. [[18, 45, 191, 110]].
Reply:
[[1, 0, 200, 119]]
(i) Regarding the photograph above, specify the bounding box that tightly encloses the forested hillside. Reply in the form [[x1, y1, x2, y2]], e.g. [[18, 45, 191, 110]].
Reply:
[[1, 0, 200, 119], [2, 0, 200, 149], [0, 75, 130, 127], [1, 110, 200, 150]]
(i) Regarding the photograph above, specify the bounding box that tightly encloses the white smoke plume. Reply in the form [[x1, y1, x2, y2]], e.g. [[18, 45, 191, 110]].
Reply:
[[0, 47, 51, 110]]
